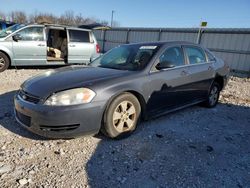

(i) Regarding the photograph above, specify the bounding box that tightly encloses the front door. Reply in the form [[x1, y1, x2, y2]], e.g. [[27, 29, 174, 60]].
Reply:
[[146, 46, 193, 114], [12, 26, 46, 65], [67, 29, 94, 64]]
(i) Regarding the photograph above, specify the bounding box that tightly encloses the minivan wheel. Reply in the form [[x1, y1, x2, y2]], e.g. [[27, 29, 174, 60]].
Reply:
[[204, 82, 220, 108], [102, 93, 141, 138], [0, 52, 10, 72]]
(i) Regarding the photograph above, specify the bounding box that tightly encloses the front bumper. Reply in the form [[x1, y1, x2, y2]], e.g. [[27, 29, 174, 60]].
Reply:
[[14, 94, 106, 138]]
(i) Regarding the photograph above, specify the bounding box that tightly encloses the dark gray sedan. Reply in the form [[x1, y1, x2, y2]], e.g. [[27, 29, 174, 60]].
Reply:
[[14, 41, 230, 138]]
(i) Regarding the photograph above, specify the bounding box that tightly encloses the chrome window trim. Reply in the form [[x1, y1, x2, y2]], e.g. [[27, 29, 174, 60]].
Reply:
[[150, 61, 213, 74]]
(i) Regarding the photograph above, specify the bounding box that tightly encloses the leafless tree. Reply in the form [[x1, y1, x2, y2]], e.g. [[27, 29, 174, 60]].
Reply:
[[9, 11, 27, 23], [0, 10, 112, 27], [29, 12, 57, 24], [58, 10, 76, 25]]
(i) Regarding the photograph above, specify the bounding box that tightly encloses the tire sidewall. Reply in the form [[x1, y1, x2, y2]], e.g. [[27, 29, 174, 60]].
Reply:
[[0, 52, 10, 72], [207, 83, 220, 108], [103, 93, 141, 138]]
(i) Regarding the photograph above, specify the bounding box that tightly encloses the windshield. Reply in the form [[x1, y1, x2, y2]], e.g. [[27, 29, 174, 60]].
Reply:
[[0, 24, 25, 38], [90, 44, 161, 71]]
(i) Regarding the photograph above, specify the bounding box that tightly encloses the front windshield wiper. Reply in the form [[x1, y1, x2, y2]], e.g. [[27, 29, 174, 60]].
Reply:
[[98, 65, 121, 70], [98, 65, 132, 71]]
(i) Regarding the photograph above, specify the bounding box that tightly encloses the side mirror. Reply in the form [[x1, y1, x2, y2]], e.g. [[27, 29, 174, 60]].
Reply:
[[156, 61, 175, 70], [12, 34, 22, 42]]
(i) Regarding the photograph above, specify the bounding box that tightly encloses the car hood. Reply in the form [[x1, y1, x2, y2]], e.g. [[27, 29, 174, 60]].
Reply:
[[21, 65, 128, 99]]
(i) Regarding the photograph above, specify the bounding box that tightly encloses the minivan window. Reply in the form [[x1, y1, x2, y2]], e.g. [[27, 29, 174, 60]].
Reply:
[[159, 47, 185, 67], [69, 30, 90, 43], [185, 46, 206, 64], [16, 27, 44, 41]]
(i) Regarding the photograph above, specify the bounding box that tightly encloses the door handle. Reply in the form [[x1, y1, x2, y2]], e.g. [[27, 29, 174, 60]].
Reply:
[[69, 45, 76, 47], [37, 44, 45, 47], [181, 70, 189, 76]]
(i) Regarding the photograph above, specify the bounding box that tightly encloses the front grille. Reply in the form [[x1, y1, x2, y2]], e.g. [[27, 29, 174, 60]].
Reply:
[[39, 124, 80, 132], [16, 111, 31, 127], [19, 90, 40, 104]]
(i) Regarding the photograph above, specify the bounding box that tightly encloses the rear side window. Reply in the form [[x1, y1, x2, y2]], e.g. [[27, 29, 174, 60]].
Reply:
[[185, 46, 206, 64], [69, 30, 90, 43], [159, 47, 185, 67]]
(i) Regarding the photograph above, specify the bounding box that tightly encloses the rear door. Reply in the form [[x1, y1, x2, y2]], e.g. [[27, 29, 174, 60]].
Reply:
[[67, 29, 95, 64], [12, 26, 46, 65], [183, 45, 215, 100]]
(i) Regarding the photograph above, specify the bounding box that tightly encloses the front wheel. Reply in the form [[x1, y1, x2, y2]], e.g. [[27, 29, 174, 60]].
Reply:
[[204, 82, 220, 108], [102, 93, 141, 138], [0, 52, 10, 72]]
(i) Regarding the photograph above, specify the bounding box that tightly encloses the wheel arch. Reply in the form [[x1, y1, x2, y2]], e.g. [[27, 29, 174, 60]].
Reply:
[[214, 75, 224, 90], [126, 90, 147, 120], [101, 89, 147, 126], [0, 49, 12, 66]]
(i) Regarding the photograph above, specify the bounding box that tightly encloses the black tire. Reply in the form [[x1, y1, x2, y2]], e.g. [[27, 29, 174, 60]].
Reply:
[[204, 82, 221, 108], [0, 52, 10, 72], [102, 92, 141, 139]]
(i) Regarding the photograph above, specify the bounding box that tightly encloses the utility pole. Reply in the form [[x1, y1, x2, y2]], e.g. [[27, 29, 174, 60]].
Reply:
[[196, 21, 207, 44], [111, 10, 115, 27]]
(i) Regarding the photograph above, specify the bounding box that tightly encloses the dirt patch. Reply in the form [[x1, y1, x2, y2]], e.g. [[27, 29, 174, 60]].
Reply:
[[0, 69, 249, 187]]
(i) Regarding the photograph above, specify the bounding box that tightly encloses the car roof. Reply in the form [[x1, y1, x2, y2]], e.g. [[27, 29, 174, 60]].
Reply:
[[25, 23, 92, 31], [121, 41, 200, 47]]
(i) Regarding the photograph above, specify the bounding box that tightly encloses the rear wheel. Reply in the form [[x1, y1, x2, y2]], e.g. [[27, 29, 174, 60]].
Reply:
[[0, 52, 10, 72], [204, 82, 220, 108], [102, 93, 141, 138]]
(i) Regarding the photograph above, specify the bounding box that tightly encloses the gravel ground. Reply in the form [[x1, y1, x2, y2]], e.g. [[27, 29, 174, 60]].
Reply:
[[0, 68, 249, 188]]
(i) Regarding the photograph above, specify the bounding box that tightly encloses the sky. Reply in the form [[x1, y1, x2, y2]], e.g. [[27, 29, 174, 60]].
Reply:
[[0, 0, 250, 28]]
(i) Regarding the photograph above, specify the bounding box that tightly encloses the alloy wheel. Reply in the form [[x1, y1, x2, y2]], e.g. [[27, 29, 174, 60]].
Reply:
[[0, 57, 5, 69], [209, 86, 219, 106], [112, 100, 136, 133]]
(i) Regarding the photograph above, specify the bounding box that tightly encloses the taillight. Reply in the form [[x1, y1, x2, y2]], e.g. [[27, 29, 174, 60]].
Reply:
[[96, 44, 100, 53]]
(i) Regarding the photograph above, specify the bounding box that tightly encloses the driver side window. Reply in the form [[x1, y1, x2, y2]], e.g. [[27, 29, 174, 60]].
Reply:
[[16, 27, 44, 41], [159, 47, 185, 67]]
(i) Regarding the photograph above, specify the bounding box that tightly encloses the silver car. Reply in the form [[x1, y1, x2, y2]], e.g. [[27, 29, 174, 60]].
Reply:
[[0, 24, 100, 72]]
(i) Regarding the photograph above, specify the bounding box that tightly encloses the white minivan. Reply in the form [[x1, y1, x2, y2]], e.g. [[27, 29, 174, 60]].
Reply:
[[0, 23, 101, 72]]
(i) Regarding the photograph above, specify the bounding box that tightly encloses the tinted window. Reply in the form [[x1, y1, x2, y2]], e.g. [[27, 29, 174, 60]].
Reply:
[[159, 47, 185, 67], [69, 30, 90, 43], [16, 27, 44, 41], [185, 46, 206, 64], [90, 45, 160, 71]]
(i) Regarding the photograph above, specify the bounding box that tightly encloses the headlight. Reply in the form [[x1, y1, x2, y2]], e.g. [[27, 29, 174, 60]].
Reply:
[[44, 88, 96, 106]]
